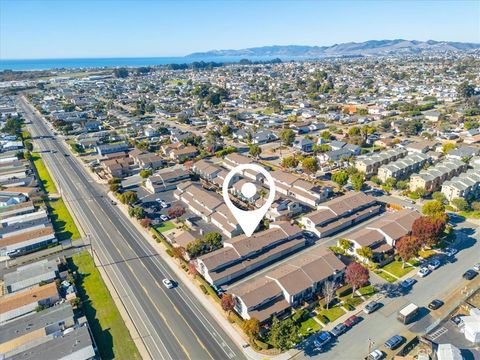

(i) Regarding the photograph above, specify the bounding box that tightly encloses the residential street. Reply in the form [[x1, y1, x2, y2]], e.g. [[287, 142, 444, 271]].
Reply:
[[17, 96, 245, 360], [294, 220, 480, 359]]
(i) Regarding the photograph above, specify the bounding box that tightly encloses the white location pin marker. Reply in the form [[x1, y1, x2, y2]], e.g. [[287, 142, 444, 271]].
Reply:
[[223, 163, 276, 237]]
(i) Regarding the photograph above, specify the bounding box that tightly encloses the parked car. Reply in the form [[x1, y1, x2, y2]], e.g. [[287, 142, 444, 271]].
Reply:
[[384, 335, 403, 350], [463, 269, 478, 280], [450, 315, 465, 327], [160, 214, 170, 222], [368, 349, 384, 360], [162, 279, 174, 289], [428, 299, 444, 310], [343, 315, 360, 327], [428, 259, 441, 270], [444, 248, 458, 257], [330, 323, 347, 337], [364, 301, 381, 314], [313, 331, 332, 349], [400, 278, 417, 289], [473, 263, 480, 271], [418, 267, 431, 278]]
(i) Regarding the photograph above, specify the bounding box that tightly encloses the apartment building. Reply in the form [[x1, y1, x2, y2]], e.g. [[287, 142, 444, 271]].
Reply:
[[231, 248, 345, 323], [377, 153, 430, 182], [409, 158, 467, 192], [269, 170, 331, 207], [345, 208, 422, 262], [195, 222, 304, 286], [441, 168, 480, 201], [145, 168, 190, 193], [354, 148, 407, 176], [222, 153, 262, 181], [174, 182, 241, 238], [300, 192, 381, 238]]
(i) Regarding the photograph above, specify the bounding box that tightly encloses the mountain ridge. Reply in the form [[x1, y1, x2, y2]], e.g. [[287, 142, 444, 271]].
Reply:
[[186, 39, 480, 58]]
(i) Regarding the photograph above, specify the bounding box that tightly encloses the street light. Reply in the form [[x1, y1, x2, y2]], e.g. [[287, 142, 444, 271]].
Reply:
[[368, 338, 375, 356]]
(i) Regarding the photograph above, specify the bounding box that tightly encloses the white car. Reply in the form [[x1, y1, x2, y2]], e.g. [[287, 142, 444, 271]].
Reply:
[[160, 214, 169, 221], [368, 349, 384, 360], [474, 263, 480, 271], [444, 248, 458, 257], [418, 267, 431, 277], [162, 279, 174, 289], [428, 259, 441, 270]]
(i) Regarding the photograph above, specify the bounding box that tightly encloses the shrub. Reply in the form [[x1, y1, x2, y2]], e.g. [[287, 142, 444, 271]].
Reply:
[[317, 314, 329, 324], [343, 303, 354, 311], [166, 249, 173, 257], [254, 339, 270, 350], [199, 284, 208, 294]]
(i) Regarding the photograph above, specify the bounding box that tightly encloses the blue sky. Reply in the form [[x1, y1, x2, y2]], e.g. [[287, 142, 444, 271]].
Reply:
[[1, 0, 479, 59]]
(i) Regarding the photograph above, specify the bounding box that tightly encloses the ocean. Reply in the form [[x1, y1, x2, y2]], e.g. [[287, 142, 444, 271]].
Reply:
[[0, 56, 288, 71]]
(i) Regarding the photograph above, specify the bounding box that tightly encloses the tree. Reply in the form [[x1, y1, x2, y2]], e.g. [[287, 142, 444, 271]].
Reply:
[[268, 317, 298, 351], [422, 200, 445, 217], [172, 246, 186, 259], [339, 238, 353, 250], [3, 118, 22, 136], [139, 169, 152, 178], [168, 204, 186, 219], [320, 131, 331, 140], [457, 81, 475, 99], [119, 191, 137, 205], [332, 171, 348, 186], [281, 156, 298, 169], [345, 262, 369, 297], [412, 216, 446, 248], [322, 280, 336, 310], [280, 129, 295, 146], [204, 232, 222, 248], [249, 145, 261, 159], [350, 172, 365, 191], [109, 182, 120, 192], [442, 143, 457, 154], [24, 140, 33, 151], [129, 205, 144, 219], [221, 293, 236, 314], [471, 201, 480, 211], [356, 246, 373, 262], [301, 157, 318, 174], [396, 236, 421, 268], [113, 67, 129, 78], [451, 197, 469, 211], [139, 218, 152, 228], [395, 180, 409, 190], [188, 261, 198, 277], [432, 192, 447, 204], [220, 124, 232, 136], [242, 318, 260, 340]]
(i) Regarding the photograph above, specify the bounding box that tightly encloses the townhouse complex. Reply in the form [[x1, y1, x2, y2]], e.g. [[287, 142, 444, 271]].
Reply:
[[377, 153, 431, 182], [409, 158, 467, 192]]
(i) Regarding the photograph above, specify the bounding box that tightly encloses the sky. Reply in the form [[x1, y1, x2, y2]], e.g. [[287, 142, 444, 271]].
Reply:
[[1, 0, 479, 59]]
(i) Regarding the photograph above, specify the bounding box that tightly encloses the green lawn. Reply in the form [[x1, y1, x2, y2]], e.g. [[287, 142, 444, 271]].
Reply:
[[418, 249, 437, 259], [299, 317, 321, 336], [47, 198, 81, 240], [155, 220, 176, 233], [375, 270, 397, 283], [342, 296, 363, 309], [358, 285, 377, 297], [317, 306, 345, 323], [32, 152, 58, 194], [70, 252, 140, 360], [459, 210, 480, 219], [382, 260, 414, 278]]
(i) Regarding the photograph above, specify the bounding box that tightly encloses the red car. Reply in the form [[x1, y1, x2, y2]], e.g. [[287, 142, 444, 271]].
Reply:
[[343, 315, 360, 327]]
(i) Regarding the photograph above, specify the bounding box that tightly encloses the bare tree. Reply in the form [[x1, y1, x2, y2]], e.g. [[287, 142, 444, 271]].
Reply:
[[322, 280, 336, 310]]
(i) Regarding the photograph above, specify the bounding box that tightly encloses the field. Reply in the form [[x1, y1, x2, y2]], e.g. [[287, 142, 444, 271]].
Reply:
[[47, 198, 81, 240], [69, 252, 141, 360], [32, 152, 58, 194]]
